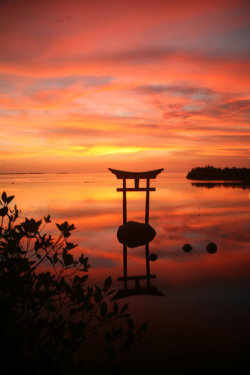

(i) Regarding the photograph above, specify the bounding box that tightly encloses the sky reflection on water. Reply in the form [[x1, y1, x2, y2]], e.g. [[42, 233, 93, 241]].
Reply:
[[1, 172, 249, 372]]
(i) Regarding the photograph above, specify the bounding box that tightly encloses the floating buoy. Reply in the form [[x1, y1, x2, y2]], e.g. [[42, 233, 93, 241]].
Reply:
[[149, 253, 158, 261], [182, 243, 192, 253], [206, 242, 217, 254]]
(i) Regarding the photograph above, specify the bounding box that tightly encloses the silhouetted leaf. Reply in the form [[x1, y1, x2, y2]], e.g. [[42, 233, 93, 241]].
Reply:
[[120, 303, 129, 315], [56, 223, 62, 231], [4, 194, 15, 204], [66, 242, 78, 250], [0, 206, 8, 216], [68, 224, 75, 231], [100, 301, 107, 317], [8, 196, 14, 204], [107, 289, 115, 296], [44, 214, 51, 223], [34, 239, 42, 251], [104, 276, 112, 290], [79, 254, 86, 264], [80, 275, 88, 283], [94, 286, 102, 303], [1, 191, 7, 203], [138, 321, 149, 335], [63, 252, 74, 266], [114, 302, 118, 315], [56, 221, 74, 237], [120, 313, 130, 318], [22, 218, 41, 234]]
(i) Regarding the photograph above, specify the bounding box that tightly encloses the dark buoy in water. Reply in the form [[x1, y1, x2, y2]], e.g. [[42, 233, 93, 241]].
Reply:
[[206, 242, 217, 254], [149, 253, 158, 261], [182, 243, 192, 253]]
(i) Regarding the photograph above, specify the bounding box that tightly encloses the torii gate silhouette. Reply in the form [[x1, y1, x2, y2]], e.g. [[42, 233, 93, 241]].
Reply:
[[109, 167, 164, 299]]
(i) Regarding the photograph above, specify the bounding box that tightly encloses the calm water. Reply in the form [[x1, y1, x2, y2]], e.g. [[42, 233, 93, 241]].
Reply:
[[1, 172, 250, 373]]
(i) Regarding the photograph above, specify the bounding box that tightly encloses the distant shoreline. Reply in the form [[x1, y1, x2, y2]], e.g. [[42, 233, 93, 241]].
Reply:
[[186, 166, 250, 181], [0, 172, 45, 175], [0, 172, 69, 175]]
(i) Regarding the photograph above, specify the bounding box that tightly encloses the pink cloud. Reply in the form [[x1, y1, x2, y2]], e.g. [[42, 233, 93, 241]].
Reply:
[[0, 0, 250, 172]]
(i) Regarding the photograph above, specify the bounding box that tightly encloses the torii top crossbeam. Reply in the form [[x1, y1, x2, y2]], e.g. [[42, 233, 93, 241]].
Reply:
[[108, 168, 164, 180], [109, 168, 164, 224]]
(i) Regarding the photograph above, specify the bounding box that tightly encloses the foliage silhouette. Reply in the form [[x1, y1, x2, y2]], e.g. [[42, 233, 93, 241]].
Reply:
[[0, 192, 148, 375], [187, 165, 250, 181]]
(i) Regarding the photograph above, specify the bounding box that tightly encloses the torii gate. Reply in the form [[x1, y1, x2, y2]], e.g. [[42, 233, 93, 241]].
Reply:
[[109, 168, 164, 298]]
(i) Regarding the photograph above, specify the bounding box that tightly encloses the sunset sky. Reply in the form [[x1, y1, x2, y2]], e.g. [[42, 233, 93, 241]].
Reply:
[[0, 0, 249, 173]]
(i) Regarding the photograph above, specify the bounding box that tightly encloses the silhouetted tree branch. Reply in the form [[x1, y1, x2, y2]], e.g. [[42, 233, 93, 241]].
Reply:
[[0, 192, 148, 375]]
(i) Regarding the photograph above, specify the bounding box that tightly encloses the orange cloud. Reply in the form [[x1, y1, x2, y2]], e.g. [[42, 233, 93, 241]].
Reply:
[[0, 0, 250, 172]]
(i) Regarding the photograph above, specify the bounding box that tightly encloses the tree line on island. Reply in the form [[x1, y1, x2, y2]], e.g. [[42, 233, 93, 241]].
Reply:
[[186, 165, 250, 181]]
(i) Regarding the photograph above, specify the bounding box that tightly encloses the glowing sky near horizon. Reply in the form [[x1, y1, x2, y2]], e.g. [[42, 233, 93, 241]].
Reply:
[[0, 0, 249, 173]]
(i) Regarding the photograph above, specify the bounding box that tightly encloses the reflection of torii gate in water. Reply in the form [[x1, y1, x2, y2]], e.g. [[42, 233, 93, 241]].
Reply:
[[109, 168, 164, 299]]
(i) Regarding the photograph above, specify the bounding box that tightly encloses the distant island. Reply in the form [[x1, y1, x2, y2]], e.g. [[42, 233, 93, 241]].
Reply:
[[186, 166, 250, 181]]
